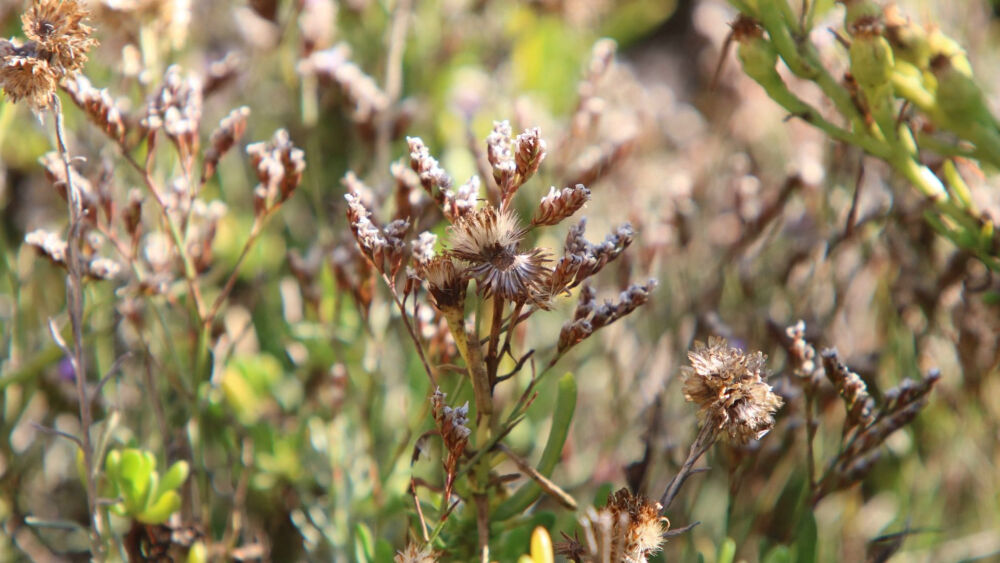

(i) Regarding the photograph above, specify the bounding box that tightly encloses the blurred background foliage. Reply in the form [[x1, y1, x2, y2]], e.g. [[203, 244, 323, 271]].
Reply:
[[1, 0, 1000, 561]]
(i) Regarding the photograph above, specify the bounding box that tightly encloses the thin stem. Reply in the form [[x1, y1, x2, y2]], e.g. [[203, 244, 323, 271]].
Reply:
[[206, 215, 265, 322], [804, 378, 818, 492], [121, 148, 207, 324], [374, 0, 412, 179], [485, 296, 506, 387], [381, 272, 437, 387], [51, 94, 105, 558], [660, 422, 717, 512]]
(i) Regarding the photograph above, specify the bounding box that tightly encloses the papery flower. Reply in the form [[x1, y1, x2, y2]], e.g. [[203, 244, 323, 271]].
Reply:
[[447, 206, 549, 302], [394, 542, 437, 563], [0, 52, 59, 110], [22, 0, 98, 76], [557, 488, 669, 563], [681, 336, 783, 444], [421, 255, 466, 311]]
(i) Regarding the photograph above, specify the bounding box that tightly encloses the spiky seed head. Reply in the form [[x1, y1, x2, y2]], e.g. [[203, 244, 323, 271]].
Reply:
[[447, 206, 550, 302]]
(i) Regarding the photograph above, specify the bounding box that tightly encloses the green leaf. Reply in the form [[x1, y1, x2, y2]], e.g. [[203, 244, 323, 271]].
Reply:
[[186, 542, 208, 563], [761, 544, 793, 563], [793, 509, 818, 563], [492, 373, 577, 521], [374, 539, 395, 563], [354, 523, 374, 563], [593, 482, 614, 508], [155, 460, 190, 499], [136, 490, 181, 525], [718, 538, 737, 563], [118, 449, 155, 513]]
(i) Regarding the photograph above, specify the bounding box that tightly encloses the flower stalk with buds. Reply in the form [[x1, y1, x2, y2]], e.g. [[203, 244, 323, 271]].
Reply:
[[727, 0, 1000, 270]]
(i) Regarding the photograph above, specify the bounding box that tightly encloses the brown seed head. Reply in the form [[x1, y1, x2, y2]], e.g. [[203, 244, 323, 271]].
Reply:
[[22, 0, 98, 76], [681, 337, 784, 444], [394, 542, 437, 563], [561, 488, 668, 563], [421, 255, 467, 311], [447, 206, 550, 302], [0, 52, 59, 110]]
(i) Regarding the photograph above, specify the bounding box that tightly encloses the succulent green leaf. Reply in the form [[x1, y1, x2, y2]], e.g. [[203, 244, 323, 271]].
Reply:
[[492, 372, 577, 521], [136, 490, 182, 525]]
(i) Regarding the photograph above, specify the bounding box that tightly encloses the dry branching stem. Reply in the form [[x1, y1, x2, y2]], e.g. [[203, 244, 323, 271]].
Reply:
[[659, 422, 717, 513], [51, 93, 106, 558]]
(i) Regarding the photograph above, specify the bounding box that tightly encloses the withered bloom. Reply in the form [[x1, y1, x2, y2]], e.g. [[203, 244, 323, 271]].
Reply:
[[1, 1, 97, 111], [681, 337, 784, 444], [22, 0, 98, 76], [394, 542, 438, 563], [447, 206, 549, 302], [557, 488, 669, 563], [532, 184, 591, 227], [0, 52, 60, 110], [421, 255, 467, 311]]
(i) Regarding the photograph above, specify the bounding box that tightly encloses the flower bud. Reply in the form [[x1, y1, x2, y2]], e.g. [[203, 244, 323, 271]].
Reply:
[[849, 32, 895, 91], [732, 18, 778, 87], [840, 0, 882, 35]]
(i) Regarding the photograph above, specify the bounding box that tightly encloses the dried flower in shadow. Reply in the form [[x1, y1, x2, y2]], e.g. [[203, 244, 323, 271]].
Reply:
[[812, 348, 940, 503], [681, 337, 784, 444], [420, 255, 467, 312], [556, 488, 669, 563], [558, 280, 656, 353], [821, 348, 875, 436]]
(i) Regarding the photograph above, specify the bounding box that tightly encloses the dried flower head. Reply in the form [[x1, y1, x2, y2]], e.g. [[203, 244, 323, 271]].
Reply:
[[64, 74, 126, 142], [0, 52, 59, 110], [532, 184, 591, 226], [442, 175, 479, 222], [820, 348, 874, 432], [513, 126, 546, 183], [681, 337, 784, 444], [22, 0, 98, 76], [407, 136, 452, 198], [25, 228, 69, 265], [203, 106, 251, 181], [247, 128, 306, 208], [785, 320, 817, 378], [420, 255, 467, 311], [557, 488, 668, 563], [394, 542, 438, 563], [447, 206, 549, 302], [410, 231, 437, 266]]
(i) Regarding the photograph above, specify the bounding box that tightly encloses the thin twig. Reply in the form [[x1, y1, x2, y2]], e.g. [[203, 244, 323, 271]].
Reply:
[[374, 0, 412, 179], [381, 272, 437, 387], [659, 422, 717, 512], [206, 215, 266, 322], [496, 443, 577, 511], [51, 94, 104, 558]]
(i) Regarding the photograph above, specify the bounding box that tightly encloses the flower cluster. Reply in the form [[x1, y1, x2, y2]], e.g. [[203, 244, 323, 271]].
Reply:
[[0, 0, 98, 111]]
